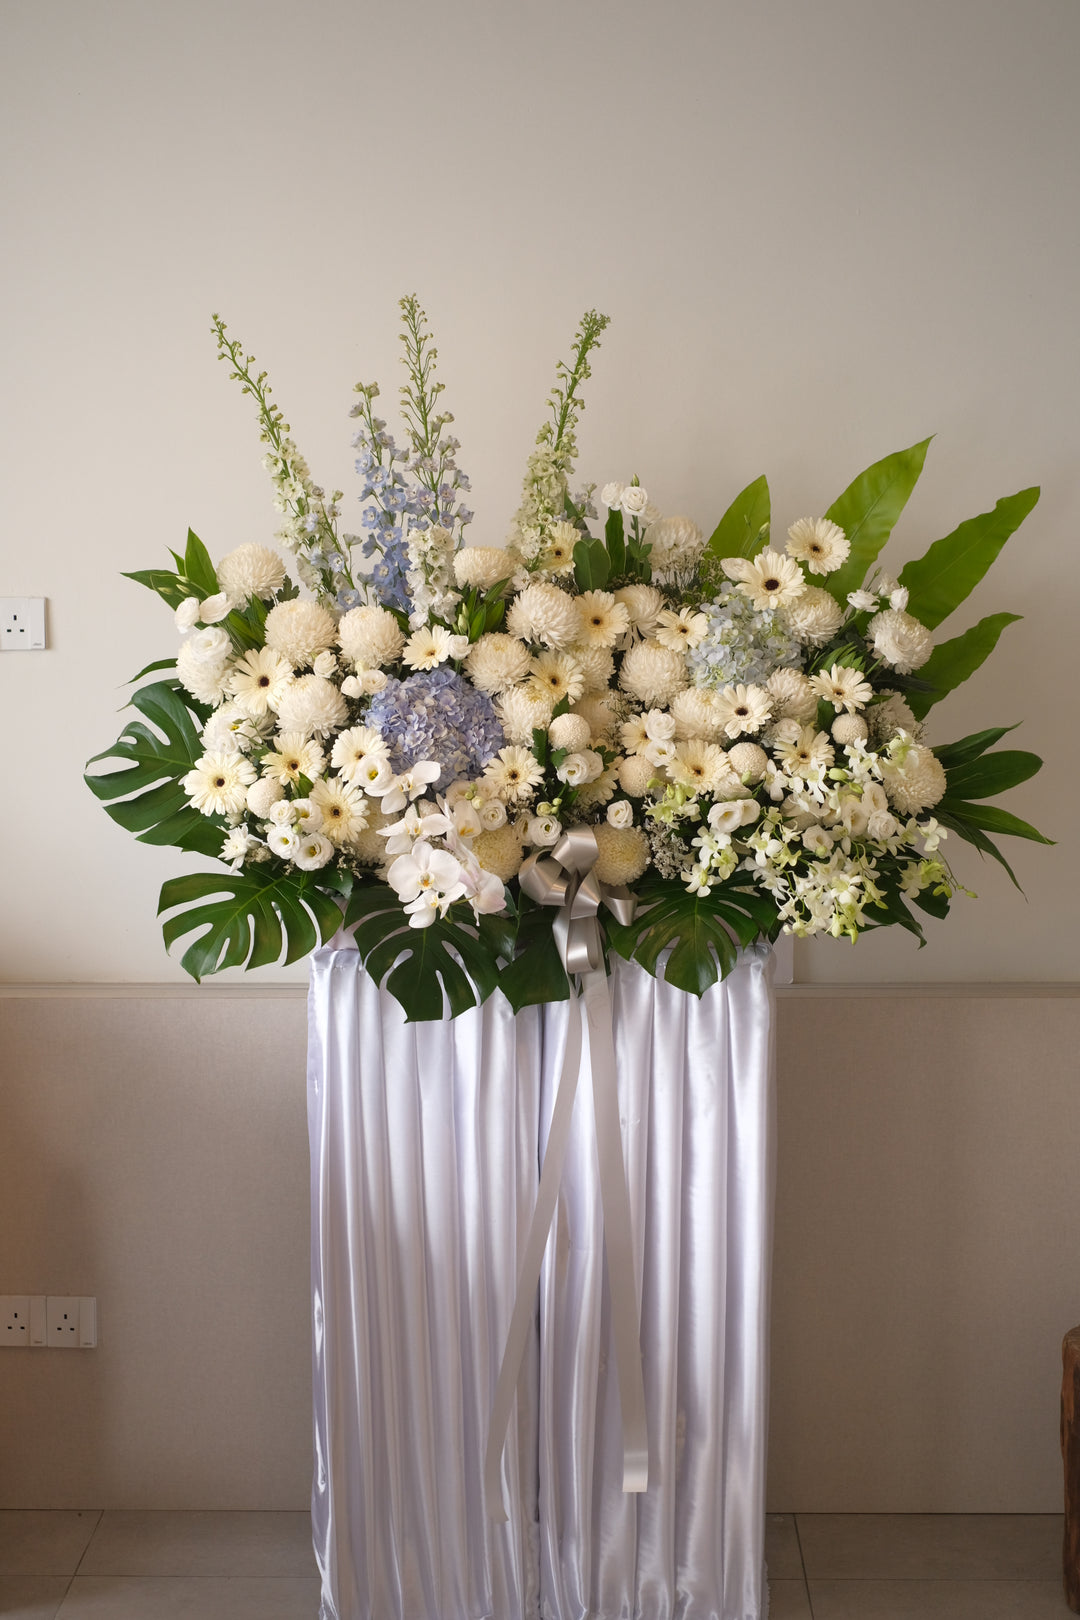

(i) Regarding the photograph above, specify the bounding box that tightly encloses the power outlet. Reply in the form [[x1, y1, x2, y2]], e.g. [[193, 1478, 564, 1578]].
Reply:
[[0, 1296, 31, 1345], [46, 1296, 97, 1348], [0, 598, 47, 651]]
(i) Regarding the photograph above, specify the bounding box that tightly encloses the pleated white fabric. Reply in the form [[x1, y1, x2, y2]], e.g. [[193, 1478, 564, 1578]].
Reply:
[[307, 938, 775, 1620], [307, 937, 542, 1620]]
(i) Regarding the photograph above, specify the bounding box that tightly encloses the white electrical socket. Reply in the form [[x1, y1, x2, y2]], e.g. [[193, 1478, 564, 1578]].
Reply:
[[46, 1296, 97, 1349], [0, 597, 47, 651], [0, 1296, 32, 1345]]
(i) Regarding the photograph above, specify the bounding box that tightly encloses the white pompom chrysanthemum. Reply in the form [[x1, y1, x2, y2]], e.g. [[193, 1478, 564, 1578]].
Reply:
[[868, 608, 934, 674], [548, 713, 592, 751], [472, 824, 526, 881], [216, 543, 287, 603], [618, 754, 655, 797], [591, 824, 650, 886], [264, 599, 338, 668], [506, 581, 582, 648], [274, 674, 348, 737], [337, 604, 406, 669], [643, 516, 705, 576], [453, 547, 514, 591], [619, 640, 688, 707], [880, 741, 947, 814], [782, 586, 844, 646]]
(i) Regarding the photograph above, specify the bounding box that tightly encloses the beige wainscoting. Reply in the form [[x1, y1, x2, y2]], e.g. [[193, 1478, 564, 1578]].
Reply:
[[1, 985, 1077, 1512]]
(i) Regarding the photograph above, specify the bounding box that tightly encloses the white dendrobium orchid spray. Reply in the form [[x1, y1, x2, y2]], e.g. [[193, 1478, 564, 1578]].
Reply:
[[87, 297, 1048, 1010]]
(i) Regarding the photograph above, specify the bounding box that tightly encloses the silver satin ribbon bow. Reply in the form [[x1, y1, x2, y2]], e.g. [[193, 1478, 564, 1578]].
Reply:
[[484, 825, 649, 1522]]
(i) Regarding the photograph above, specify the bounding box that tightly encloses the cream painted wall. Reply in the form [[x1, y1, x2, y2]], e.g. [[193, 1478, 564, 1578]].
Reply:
[[1, 0, 1077, 984]]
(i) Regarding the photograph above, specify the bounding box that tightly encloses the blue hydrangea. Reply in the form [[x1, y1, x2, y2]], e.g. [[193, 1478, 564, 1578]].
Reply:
[[685, 587, 803, 688], [365, 667, 505, 786]]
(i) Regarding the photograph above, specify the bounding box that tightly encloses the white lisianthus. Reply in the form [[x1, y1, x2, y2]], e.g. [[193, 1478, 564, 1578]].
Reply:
[[268, 799, 298, 826], [453, 546, 514, 591], [810, 664, 874, 713], [786, 517, 850, 576], [198, 592, 232, 625], [337, 604, 406, 669], [264, 599, 338, 667], [352, 753, 394, 794], [556, 750, 603, 786], [187, 626, 231, 665], [216, 543, 286, 603], [643, 708, 676, 742], [868, 608, 934, 673], [889, 586, 910, 611], [352, 669, 388, 695], [294, 832, 334, 871], [275, 674, 349, 737], [600, 481, 625, 508], [722, 550, 806, 612], [707, 800, 749, 836], [403, 624, 454, 671], [620, 484, 649, 517], [477, 797, 508, 830], [527, 814, 563, 847], [312, 650, 339, 679], [847, 589, 879, 613], [643, 737, 677, 768], [606, 800, 635, 829], [175, 596, 201, 632], [548, 713, 592, 752], [182, 752, 257, 817], [228, 646, 294, 717], [266, 824, 301, 859]]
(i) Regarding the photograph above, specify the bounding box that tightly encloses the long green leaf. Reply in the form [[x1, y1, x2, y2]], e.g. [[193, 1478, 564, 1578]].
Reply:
[[121, 568, 190, 611], [933, 808, 1020, 888], [898, 487, 1039, 630], [706, 474, 771, 561], [943, 750, 1043, 800], [938, 798, 1053, 844], [183, 529, 220, 596], [823, 438, 932, 603], [932, 725, 1019, 770], [908, 613, 1021, 720]]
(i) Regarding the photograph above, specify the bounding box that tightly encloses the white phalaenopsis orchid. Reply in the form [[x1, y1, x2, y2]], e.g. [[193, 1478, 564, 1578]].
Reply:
[[387, 841, 467, 927]]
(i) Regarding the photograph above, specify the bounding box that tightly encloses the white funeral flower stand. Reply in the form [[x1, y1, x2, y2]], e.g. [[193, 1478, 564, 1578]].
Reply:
[[307, 937, 776, 1620]]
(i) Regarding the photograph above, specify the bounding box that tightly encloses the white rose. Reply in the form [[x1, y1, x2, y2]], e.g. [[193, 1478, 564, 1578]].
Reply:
[[620, 485, 649, 517], [606, 800, 635, 829], [312, 650, 339, 678], [199, 592, 232, 624]]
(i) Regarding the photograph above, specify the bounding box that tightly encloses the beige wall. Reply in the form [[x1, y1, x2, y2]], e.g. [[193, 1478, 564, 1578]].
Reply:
[[2, 986, 1076, 1513]]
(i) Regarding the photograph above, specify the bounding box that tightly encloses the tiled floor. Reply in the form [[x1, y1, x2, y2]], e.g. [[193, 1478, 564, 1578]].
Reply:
[[0, 1509, 1069, 1618]]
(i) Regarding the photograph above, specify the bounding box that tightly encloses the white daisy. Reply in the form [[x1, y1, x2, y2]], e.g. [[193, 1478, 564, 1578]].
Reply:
[[722, 549, 807, 611], [310, 776, 371, 846], [576, 590, 630, 649], [713, 684, 772, 738], [330, 725, 391, 782], [529, 649, 585, 706], [227, 646, 294, 717], [655, 606, 709, 651], [182, 752, 257, 817], [403, 624, 454, 671], [260, 733, 326, 786], [786, 517, 850, 575], [809, 664, 874, 713], [483, 746, 545, 804]]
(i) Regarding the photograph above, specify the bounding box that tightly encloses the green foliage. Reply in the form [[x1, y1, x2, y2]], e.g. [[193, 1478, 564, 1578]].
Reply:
[[705, 474, 771, 562], [158, 868, 343, 980], [908, 613, 1021, 720], [898, 488, 1039, 630], [494, 894, 571, 1011], [932, 725, 1019, 770], [943, 748, 1043, 801], [605, 506, 626, 573], [124, 529, 220, 611], [823, 439, 932, 604], [604, 875, 777, 996], [85, 680, 222, 857], [573, 535, 611, 592], [344, 882, 503, 1021]]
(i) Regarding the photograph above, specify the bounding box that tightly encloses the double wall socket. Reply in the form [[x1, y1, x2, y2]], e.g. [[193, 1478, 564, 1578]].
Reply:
[[0, 1296, 96, 1348]]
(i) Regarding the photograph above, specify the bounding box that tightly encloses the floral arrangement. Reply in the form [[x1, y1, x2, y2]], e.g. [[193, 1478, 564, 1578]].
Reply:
[[87, 299, 1050, 1018]]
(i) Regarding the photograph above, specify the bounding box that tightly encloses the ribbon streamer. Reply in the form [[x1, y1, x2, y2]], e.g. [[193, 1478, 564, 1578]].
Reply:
[[484, 828, 648, 1521]]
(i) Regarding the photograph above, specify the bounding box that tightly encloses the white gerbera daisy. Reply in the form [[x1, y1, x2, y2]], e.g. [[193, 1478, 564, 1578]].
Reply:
[[655, 606, 709, 652], [538, 520, 581, 576], [330, 725, 390, 782], [713, 684, 772, 738], [529, 649, 586, 706], [182, 752, 257, 817], [337, 604, 406, 669], [264, 599, 338, 668], [227, 646, 294, 717], [483, 745, 545, 804], [275, 674, 348, 737], [786, 517, 850, 576], [777, 727, 835, 779], [310, 775, 370, 846], [403, 624, 454, 671], [722, 549, 807, 612], [216, 543, 287, 603], [667, 740, 730, 794], [809, 664, 874, 713], [261, 732, 326, 786], [576, 590, 630, 649]]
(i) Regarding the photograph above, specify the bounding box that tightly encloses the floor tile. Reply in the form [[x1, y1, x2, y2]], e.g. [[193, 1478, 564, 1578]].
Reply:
[[796, 1513, 1063, 1580], [0, 1516, 101, 1577], [767, 1577, 812, 1618], [809, 1578, 1070, 1618], [77, 1512, 316, 1578], [765, 1513, 804, 1579], [0, 1576, 71, 1619], [54, 1576, 321, 1619]]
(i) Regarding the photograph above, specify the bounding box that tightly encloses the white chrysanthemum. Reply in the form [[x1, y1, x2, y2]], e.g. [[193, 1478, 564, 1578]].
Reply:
[[264, 599, 338, 668], [782, 585, 844, 645], [506, 581, 582, 648], [310, 775, 370, 846], [727, 741, 768, 782], [176, 639, 231, 706], [571, 695, 619, 742], [483, 745, 545, 803], [786, 517, 850, 576], [216, 543, 287, 603], [867, 692, 920, 746], [868, 608, 934, 673], [182, 752, 257, 817], [549, 713, 592, 751], [614, 584, 664, 635], [723, 549, 807, 612], [351, 802, 396, 868], [570, 644, 615, 695], [330, 725, 390, 782], [591, 824, 650, 886], [337, 604, 406, 669], [832, 713, 869, 746], [465, 633, 532, 693], [713, 683, 772, 738], [452, 546, 514, 591], [643, 516, 705, 576], [576, 590, 630, 649], [246, 776, 284, 818], [777, 726, 835, 778], [810, 664, 874, 713], [529, 649, 585, 706], [537, 520, 580, 576], [668, 740, 731, 794], [261, 732, 326, 785], [274, 674, 348, 737], [881, 743, 947, 814], [403, 624, 454, 671], [618, 753, 655, 797], [227, 646, 294, 717], [497, 682, 557, 745], [472, 823, 525, 881], [655, 606, 709, 651], [619, 640, 688, 707], [671, 686, 729, 742], [765, 668, 818, 723]]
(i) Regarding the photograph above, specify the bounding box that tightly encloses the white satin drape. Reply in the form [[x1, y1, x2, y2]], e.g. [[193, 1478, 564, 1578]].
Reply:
[[307, 940, 775, 1620]]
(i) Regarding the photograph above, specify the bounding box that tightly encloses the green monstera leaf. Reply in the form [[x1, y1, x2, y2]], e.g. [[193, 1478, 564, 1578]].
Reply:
[[604, 874, 777, 996], [344, 881, 504, 1021], [85, 680, 224, 858], [158, 868, 343, 980]]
